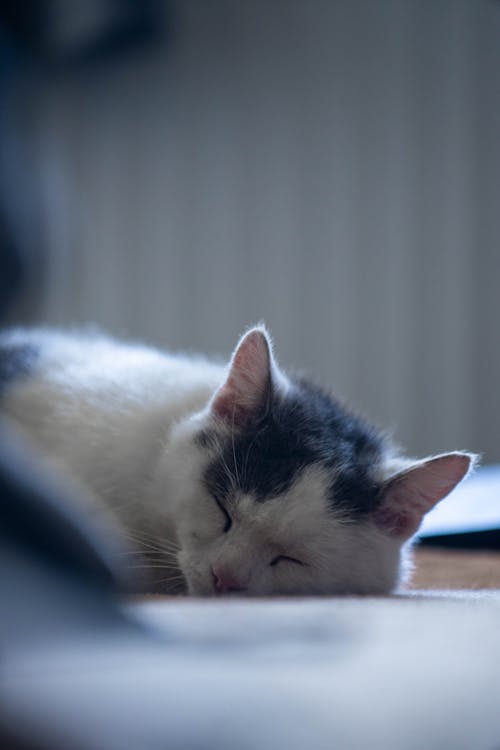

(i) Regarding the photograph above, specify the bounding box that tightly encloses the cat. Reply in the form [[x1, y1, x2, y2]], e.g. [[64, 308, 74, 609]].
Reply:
[[0, 324, 476, 596]]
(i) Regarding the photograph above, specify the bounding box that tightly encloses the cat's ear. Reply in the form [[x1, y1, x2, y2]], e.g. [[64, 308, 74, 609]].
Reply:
[[210, 326, 283, 428], [373, 452, 476, 540]]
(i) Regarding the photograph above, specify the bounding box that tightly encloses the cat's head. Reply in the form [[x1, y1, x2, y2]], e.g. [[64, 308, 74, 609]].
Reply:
[[162, 326, 475, 596]]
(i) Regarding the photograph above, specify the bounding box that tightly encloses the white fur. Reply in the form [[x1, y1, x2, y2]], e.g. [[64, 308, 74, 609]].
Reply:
[[0, 326, 473, 596]]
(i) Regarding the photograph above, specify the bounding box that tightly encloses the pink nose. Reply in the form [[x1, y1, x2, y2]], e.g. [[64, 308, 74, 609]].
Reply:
[[211, 565, 247, 594]]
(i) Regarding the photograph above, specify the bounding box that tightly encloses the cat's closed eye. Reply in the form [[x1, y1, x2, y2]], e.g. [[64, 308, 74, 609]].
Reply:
[[213, 495, 232, 532], [270, 555, 305, 567]]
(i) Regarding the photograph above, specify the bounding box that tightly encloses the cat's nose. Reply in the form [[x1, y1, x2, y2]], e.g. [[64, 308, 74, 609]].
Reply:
[[211, 565, 247, 594]]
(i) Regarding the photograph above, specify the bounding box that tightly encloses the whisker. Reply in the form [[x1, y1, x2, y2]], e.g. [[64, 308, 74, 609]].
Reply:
[[242, 431, 258, 485], [128, 563, 182, 570], [125, 532, 180, 556], [128, 540, 176, 557], [129, 553, 179, 568], [126, 557, 179, 567], [117, 549, 175, 557], [231, 406, 240, 486], [153, 575, 186, 584], [154, 575, 186, 585], [214, 433, 236, 492]]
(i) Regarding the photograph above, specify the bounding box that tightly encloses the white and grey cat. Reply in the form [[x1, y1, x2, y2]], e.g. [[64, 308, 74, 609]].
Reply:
[[0, 325, 475, 596]]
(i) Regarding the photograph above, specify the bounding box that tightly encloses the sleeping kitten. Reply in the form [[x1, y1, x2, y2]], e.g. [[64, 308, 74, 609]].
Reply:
[[0, 325, 475, 596]]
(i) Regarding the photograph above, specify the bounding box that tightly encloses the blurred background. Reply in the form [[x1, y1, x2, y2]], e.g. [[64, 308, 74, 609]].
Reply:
[[1, 0, 499, 461]]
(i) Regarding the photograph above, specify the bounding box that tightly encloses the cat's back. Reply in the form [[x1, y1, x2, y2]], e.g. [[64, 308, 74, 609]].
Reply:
[[0, 326, 223, 405]]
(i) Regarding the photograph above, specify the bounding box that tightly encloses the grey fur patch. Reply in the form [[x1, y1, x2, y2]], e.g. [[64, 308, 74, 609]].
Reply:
[[202, 378, 386, 518], [0, 343, 38, 396]]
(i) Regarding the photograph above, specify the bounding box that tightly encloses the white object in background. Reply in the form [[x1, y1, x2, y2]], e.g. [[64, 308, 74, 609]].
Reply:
[[419, 465, 500, 537]]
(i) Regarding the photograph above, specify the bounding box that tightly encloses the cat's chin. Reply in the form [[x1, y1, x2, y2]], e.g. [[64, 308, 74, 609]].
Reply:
[[187, 582, 214, 597], [181, 568, 215, 597]]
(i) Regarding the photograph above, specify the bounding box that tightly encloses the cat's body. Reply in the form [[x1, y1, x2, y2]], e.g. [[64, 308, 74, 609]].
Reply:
[[0, 325, 475, 596]]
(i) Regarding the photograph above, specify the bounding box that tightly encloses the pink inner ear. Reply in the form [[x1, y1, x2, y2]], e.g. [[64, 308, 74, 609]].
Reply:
[[211, 328, 272, 427], [373, 453, 472, 540]]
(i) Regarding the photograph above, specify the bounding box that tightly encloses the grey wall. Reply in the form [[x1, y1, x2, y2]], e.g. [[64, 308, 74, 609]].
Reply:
[[21, 0, 500, 460]]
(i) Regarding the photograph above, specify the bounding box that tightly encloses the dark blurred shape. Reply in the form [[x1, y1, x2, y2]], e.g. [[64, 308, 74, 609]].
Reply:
[[0, 421, 150, 750], [0, 0, 169, 66], [0, 210, 24, 319], [0, 424, 129, 593], [0, 0, 45, 56], [0, 0, 172, 316], [419, 529, 500, 551]]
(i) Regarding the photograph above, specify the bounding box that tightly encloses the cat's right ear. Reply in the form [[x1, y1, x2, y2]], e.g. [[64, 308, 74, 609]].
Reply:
[[210, 326, 284, 428], [373, 452, 476, 540]]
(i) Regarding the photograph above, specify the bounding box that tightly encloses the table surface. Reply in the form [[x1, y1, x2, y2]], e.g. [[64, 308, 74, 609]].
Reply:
[[4, 547, 500, 750]]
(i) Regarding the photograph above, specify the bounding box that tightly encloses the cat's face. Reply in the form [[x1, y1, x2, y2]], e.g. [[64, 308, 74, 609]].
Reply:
[[166, 441, 401, 596], [161, 327, 474, 597]]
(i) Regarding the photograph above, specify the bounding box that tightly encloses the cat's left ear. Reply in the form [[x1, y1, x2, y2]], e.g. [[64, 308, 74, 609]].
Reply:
[[373, 452, 477, 540], [210, 326, 285, 428]]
